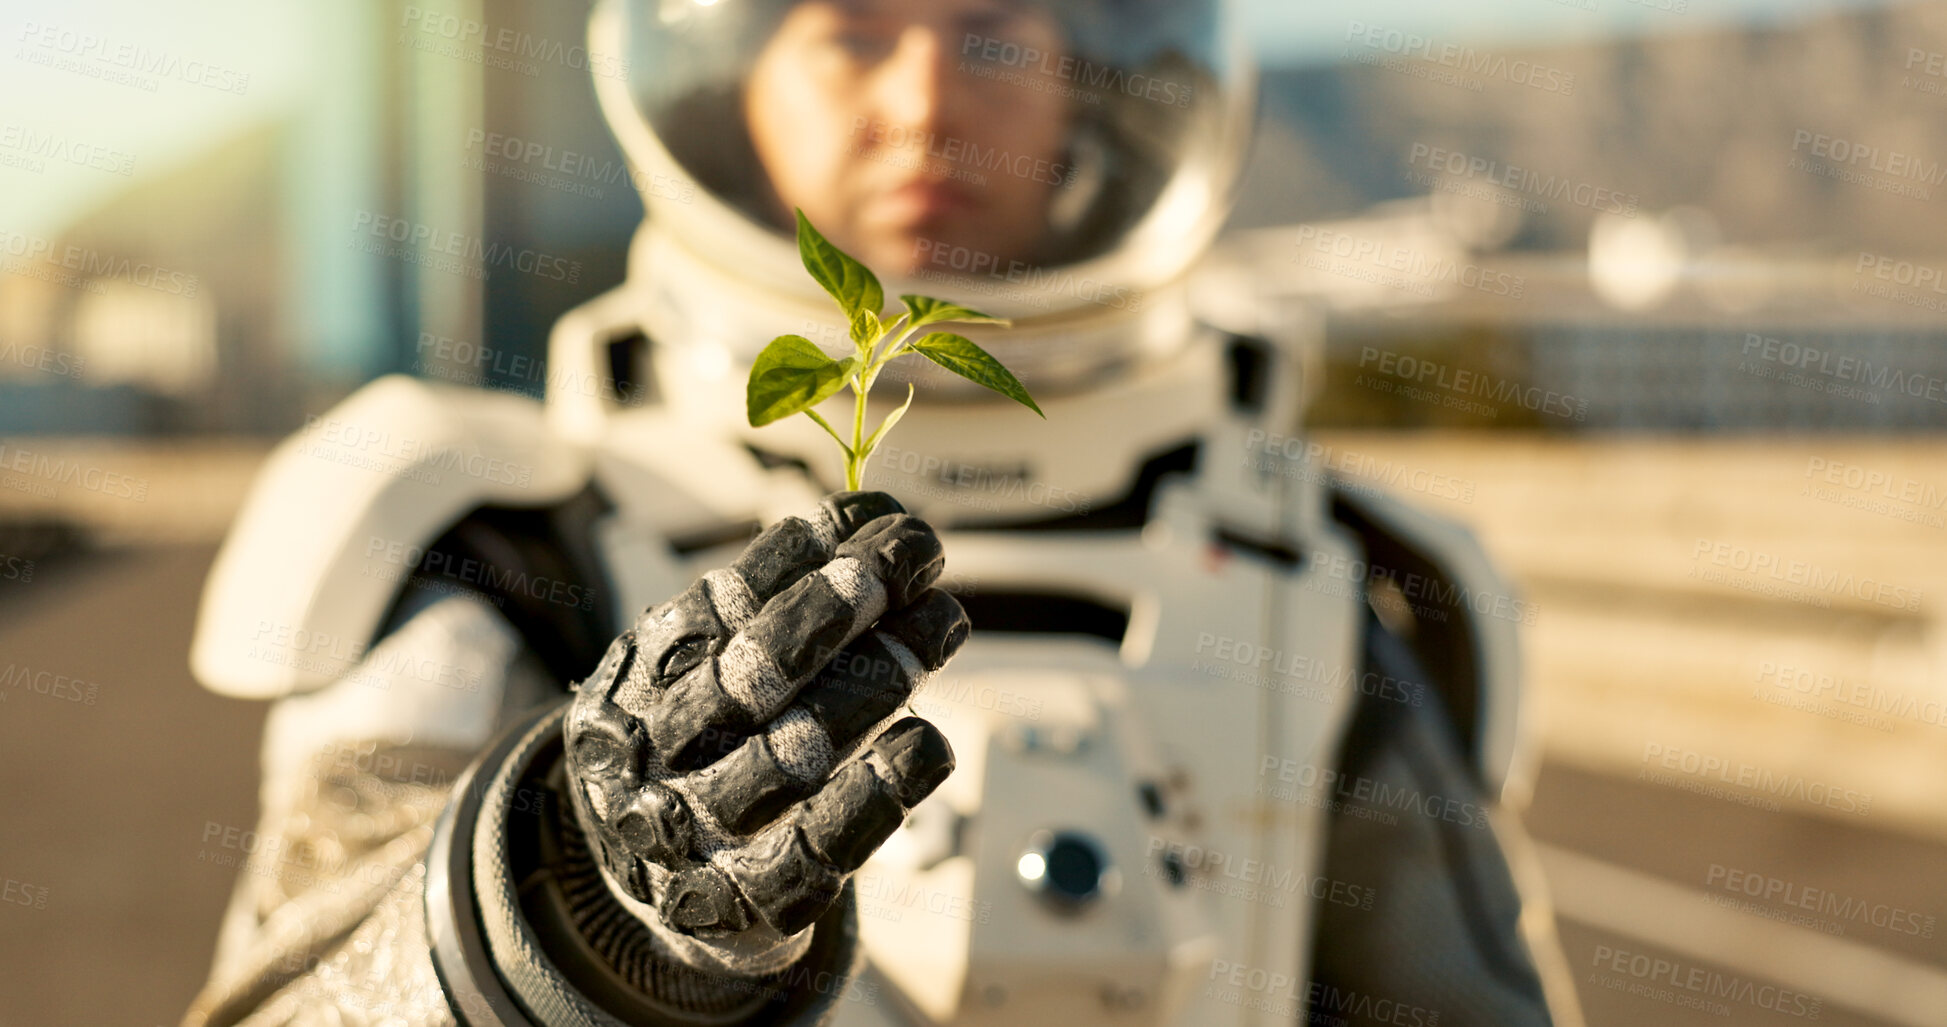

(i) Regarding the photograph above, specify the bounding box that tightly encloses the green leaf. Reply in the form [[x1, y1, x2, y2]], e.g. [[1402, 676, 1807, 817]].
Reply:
[[849, 308, 882, 351], [747, 335, 857, 427], [908, 333, 1043, 417], [861, 383, 916, 456], [900, 294, 1011, 331], [796, 209, 883, 323]]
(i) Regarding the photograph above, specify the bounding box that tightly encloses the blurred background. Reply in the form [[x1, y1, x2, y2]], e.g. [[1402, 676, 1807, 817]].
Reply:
[[2, 0, 1946, 1022]]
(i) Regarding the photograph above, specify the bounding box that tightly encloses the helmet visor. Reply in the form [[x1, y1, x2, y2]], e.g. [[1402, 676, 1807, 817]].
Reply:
[[621, 0, 1247, 287]]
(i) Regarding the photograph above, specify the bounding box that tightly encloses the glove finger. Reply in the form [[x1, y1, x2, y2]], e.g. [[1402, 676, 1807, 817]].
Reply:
[[649, 514, 946, 769], [801, 717, 955, 872], [835, 512, 947, 611], [858, 587, 971, 681], [717, 718, 955, 936], [680, 590, 968, 834], [609, 494, 906, 725], [813, 491, 907, 549], [795, 590, 966, 758], [711, 490, 906, 626], [628, 517, 827, 696]]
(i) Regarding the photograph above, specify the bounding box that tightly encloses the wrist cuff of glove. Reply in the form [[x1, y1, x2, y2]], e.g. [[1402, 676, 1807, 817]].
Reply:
[[592, 851, 817, 981], [428, 699, 864, 1027]]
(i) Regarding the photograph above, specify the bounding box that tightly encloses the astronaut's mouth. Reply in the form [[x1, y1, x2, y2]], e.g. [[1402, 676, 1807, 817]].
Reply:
[[881, 181, 978, 223]]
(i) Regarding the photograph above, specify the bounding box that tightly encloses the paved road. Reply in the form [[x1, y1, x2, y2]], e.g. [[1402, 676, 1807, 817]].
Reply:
[[1530, 765, 1941, 1027], [0, 545, 1938, 1024], [0, 545, 261, 1026]]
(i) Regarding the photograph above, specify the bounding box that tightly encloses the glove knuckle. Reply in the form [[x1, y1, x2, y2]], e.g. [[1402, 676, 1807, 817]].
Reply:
[[747, 579, 862, 681], [836, 514, 945, 608], [634, 587, 725, 687], [801, 761, 907, 872], [613, 782, 694, 864], [729, 826, 843, 936], [566, 699, 644, 780], [651, 661, 759, 770], [662, 865, 753, 937], [870, 717, 956, 806], [733, 516, 830, 597], [879, 589, 971, 670], [821, 491, 907, 539], [688, 736, 818, 835]]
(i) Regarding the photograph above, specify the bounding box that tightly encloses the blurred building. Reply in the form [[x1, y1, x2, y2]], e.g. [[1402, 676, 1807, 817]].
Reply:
[[0, 0, 640, 436], [1230, 0, 1947, 434], [2, 0, 1944, 436]]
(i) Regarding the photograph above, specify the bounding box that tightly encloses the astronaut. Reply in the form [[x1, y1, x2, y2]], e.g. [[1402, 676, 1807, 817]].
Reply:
[[184, 0, 1576, 1024]]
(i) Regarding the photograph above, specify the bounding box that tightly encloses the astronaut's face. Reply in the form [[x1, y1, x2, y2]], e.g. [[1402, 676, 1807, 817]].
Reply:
[[744, 0, 1074, 276]]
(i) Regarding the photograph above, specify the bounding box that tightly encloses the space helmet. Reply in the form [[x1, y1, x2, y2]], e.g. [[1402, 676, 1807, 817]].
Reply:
[[588, 0, 1256, 398]]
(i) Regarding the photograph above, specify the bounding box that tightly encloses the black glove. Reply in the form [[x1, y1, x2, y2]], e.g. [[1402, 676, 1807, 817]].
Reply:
[[563, 491, 967, 973]]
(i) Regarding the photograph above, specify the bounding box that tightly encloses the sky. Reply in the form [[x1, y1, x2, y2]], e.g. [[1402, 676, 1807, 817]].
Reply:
[[1, 0, 315, 237], [1242, 0, 1909, 67], [0, 0, 1914, 238]]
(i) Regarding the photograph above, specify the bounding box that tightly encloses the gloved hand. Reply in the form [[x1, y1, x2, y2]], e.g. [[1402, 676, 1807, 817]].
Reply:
[[563, 491, 968, 976]]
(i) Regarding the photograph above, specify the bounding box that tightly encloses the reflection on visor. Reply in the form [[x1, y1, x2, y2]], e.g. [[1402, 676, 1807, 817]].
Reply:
[[626, 0, 1236, 280]]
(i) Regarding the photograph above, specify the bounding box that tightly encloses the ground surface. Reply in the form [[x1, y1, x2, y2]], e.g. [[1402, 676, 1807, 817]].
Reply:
[[1, 435, 1942, 1024]]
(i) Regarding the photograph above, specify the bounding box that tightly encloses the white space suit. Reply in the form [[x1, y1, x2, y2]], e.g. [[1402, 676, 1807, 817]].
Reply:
[[183, 1, 1577, 1023]]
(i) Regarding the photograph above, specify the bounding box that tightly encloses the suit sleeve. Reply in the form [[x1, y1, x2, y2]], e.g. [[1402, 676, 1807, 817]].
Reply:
[[1304, 609, 1554, 1027], [182, 594, 861, 1027]]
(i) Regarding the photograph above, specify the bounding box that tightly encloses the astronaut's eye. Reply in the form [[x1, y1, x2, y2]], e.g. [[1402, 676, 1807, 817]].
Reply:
[[659, 636, 711, 682]]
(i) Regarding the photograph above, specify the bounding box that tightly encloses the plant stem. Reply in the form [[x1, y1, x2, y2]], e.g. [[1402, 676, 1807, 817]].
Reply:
[[848, 375, 867, 490], [880, 325, 919, 362]]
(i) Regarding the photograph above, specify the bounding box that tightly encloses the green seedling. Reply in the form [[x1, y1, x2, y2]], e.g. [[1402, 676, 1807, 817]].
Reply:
[[746, 210, 1044, 490]]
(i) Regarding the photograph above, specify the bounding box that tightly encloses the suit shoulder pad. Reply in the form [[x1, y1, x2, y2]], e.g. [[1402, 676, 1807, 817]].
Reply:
[[191, 375, 591, 698]]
